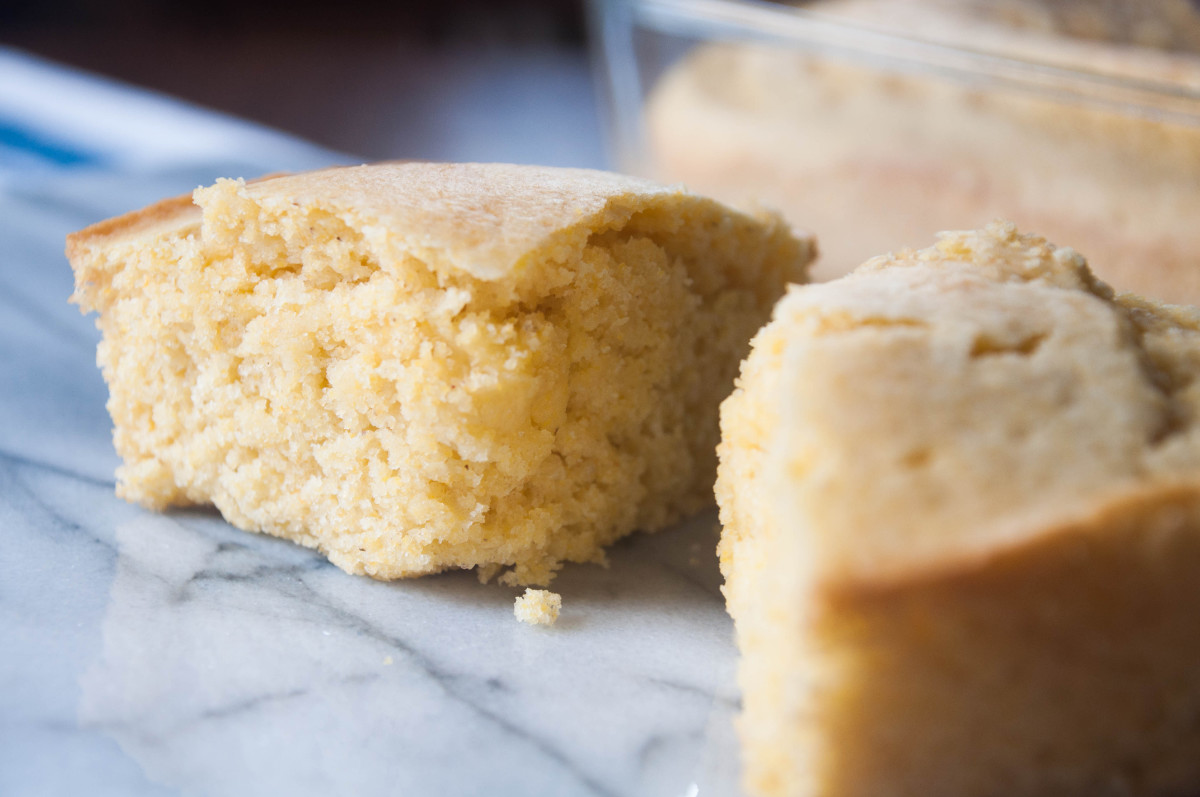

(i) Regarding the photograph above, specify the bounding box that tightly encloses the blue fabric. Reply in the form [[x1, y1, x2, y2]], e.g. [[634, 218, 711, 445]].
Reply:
[[0, 47, 345, 179], [0, 117, 103, 168]]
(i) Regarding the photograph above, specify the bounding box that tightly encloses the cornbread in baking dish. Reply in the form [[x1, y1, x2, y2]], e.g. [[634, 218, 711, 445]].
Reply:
[[68, 162, 813, 585], [645, 8, 1200, 302], [716, 221, 1200, 797], [916, 0, 1200, 52]]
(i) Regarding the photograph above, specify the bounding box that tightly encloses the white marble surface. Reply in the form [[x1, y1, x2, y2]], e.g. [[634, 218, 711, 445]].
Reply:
[[0, 49, 745, 797]]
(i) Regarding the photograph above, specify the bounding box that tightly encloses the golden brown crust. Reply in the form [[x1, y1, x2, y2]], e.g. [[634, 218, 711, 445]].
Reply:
[[64, 171, 293, 262], [65, 193, 198, 262], [236, 162, 684, 281], [799, 478, 1200, 797], [66, 163, 702, 286], [825, 481, 1200, 599]]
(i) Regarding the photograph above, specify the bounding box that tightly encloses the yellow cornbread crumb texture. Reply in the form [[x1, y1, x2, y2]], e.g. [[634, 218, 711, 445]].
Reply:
[[716, 221, 1200, 797], [69, 164, 813, 587], [514, 588, 562, 626]]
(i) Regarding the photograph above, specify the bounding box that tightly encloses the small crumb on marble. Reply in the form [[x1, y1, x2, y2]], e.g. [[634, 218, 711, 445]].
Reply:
[[383, 656, 393, 666], [514, 588, 562, 626]]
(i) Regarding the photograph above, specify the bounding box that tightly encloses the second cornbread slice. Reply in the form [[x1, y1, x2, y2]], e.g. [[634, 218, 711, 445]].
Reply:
[[717, 222, 1200, 797]]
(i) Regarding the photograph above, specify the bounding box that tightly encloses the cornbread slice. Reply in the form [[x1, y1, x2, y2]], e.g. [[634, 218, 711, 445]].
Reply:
[[716, 221, 1200, 797], [69, 162, 813, 585]]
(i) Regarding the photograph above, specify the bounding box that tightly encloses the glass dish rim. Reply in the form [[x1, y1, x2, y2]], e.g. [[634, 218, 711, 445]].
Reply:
[[593, 0, 1200, 124]]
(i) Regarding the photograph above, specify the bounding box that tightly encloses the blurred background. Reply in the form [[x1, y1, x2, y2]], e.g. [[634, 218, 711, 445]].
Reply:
[[0, 0, 604, 166]]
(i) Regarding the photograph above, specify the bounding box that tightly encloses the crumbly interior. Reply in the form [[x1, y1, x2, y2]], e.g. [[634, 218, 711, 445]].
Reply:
[[716, 222, 1200, 797], [80, 178, 806, 585], [513, 588, 562, 626]]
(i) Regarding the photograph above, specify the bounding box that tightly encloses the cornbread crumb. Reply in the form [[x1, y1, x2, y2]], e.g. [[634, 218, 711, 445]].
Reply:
[[514, 588, 561, 626], [67, 162, 814, 585], [717, 221, 1200, 797]]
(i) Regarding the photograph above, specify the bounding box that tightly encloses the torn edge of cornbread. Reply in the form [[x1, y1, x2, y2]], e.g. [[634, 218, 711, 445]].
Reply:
[[67, 162, 815, 586], [716, 221, 1200, 797]]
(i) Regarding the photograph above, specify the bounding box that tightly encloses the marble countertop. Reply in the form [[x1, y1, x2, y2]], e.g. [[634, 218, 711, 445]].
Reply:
[[1, 48, 745, 797]]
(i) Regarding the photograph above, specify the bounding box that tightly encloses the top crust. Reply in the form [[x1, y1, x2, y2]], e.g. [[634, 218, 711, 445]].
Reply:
[[66, 193, 200, 261], [731, 221, 1200, 591], [68, 162, 690, 283], [65, 171, 290, 261]]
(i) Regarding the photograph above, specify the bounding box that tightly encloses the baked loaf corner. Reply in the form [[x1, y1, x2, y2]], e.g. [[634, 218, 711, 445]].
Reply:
[[69, 162, 814, 585], [717, 220, 1200, 797]]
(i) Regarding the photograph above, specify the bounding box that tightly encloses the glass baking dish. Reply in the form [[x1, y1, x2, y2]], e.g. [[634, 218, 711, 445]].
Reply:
[[590, 0, 1200, 303]]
